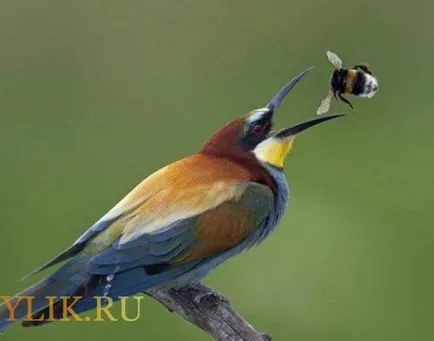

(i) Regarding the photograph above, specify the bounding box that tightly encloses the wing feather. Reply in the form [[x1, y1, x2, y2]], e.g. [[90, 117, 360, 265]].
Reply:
[[86, 182, 274, 276], [21, 155, 253, 279]]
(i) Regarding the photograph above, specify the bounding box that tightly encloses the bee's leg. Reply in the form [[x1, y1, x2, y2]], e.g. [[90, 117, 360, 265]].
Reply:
[[333, 90, 339, 102], [353, 65, 373, 75], [338, 93, 354, 109]]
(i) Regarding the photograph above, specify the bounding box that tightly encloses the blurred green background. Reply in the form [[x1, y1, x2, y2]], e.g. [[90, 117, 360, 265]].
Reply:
[[1, 0, 433, 340]]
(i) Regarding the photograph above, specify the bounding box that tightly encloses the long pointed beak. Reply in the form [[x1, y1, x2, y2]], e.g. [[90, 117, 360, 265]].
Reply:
[[266, 66, 313, 112], [275, 114, 345, 139]]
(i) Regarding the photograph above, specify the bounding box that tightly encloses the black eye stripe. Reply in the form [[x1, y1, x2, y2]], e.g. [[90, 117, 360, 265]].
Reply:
[[252, 124, 263, 136], [240, 110, 273, 150]]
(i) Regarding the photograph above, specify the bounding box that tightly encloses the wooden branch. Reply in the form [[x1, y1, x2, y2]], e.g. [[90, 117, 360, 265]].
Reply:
[[146, 283, 272, 341]]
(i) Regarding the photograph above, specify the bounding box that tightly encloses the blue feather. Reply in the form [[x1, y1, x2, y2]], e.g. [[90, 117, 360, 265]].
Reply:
[[0, 321, 13, 334]]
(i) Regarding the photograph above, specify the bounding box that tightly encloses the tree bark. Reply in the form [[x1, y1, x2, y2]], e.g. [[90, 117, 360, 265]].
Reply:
[[146, 283, 272, 341]]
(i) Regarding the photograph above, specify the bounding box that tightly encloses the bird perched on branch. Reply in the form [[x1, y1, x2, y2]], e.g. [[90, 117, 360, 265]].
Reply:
[[0, 68, 343, 332]]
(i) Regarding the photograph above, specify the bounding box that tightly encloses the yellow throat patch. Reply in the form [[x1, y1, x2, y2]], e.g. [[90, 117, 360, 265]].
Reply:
[[254, 136, 294, 169]]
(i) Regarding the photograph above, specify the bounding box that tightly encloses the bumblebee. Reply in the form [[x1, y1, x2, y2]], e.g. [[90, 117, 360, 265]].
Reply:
[[316, 51, 378, 115]]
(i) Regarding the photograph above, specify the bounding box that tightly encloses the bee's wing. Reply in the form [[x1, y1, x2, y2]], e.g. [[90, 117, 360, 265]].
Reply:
[[326, 51, 343, 69], [316, 90, 334, 116]]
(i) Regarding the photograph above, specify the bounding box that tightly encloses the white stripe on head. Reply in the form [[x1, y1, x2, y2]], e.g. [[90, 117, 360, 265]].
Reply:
[[247, 107, 271, 124]]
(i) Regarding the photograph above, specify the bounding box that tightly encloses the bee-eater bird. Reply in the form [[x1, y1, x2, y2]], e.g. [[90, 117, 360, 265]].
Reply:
[[0, 68, 343, 333]]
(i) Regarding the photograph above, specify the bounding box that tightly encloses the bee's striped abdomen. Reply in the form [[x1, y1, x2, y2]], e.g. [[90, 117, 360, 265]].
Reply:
[[356, 73, 378, 98], [344, 69, 358, 94], [352, 71, 366, 95]]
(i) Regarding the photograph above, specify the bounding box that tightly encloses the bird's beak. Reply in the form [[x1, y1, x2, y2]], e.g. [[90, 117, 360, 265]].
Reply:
[[266, 66, 313, 112], [254, 114, 344, 168], [274, 114, 345, 139], [246, 67, 313, 125]]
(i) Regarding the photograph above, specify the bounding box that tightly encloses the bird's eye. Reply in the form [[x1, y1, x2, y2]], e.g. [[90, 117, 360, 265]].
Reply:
[[252, 124, 263, 136]]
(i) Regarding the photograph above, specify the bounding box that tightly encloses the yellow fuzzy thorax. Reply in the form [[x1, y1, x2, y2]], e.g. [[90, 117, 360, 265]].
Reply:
[[253, 136, 294, 169]]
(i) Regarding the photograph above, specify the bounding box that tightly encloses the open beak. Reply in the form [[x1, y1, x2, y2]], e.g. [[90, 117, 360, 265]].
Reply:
[[266, 66, 313, 112], [253, 114, 345, 169], [275, 114, 345, 139]]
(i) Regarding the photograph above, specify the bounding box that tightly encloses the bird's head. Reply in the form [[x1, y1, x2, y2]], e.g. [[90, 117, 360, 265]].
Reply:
[[200, 67, 312, 156], [253, 114, 344, 169]]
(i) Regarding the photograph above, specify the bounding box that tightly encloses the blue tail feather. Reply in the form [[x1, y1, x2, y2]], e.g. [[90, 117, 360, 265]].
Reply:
[[0, 320, 13, 334]]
